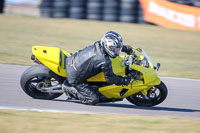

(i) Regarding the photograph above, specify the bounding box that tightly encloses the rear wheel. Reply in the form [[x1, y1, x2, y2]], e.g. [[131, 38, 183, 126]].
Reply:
[[126, 81, 168, 107], [20, 65, 65, 100]]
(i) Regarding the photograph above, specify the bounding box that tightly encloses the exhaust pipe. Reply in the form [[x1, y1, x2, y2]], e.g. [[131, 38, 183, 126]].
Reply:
[[37, 84, 64, 93]]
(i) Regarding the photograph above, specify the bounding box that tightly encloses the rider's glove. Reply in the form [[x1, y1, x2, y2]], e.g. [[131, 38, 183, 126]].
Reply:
[[126, 46, 133, 55], [122, 77, 131, 86], [122, 45, 133, 55]]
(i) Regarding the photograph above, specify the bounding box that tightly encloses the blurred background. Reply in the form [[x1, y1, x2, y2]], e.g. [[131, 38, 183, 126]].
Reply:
[[1, 0, 200, 25]]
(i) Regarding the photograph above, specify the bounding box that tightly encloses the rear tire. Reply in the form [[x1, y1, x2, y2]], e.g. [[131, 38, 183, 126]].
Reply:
[[20, 65, 64, 100], [126, 81, 168, 107]]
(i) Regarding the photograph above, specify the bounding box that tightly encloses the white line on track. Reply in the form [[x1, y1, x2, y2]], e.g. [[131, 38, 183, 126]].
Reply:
[[160, 76, 200, 81], [0, 106, 96, 114], [0, 106, 151, 117]]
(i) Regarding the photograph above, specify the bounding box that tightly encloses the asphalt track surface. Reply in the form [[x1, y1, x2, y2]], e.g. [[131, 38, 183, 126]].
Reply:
[[0, 64, 200, 118]]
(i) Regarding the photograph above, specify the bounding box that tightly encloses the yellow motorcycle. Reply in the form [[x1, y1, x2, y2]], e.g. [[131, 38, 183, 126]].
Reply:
[[20, 46, 168, 106]]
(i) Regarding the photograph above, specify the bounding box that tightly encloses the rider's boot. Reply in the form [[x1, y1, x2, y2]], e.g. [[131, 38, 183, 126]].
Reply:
[[62, 80, 78, 100]]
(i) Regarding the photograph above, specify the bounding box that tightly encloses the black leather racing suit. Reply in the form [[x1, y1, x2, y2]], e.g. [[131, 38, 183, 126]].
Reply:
[[65, 41, 131, 105]]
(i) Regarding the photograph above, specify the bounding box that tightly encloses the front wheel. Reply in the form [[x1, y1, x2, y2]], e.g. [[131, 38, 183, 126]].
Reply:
[[20, 65, 65, 100], [126, 81, 168, 107]]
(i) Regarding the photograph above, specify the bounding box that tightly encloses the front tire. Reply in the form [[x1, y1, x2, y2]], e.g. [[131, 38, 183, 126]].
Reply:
[[20, 65, 64, 100], [126, 81, 168, 107]]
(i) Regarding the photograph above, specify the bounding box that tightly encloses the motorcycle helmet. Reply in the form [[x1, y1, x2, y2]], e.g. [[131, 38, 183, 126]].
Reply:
[[101, 31, 123, 58]]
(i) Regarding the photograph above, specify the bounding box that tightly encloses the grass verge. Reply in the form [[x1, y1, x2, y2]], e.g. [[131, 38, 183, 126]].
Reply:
[[0, 109, 200, 133], [0, 15, 200, 79]]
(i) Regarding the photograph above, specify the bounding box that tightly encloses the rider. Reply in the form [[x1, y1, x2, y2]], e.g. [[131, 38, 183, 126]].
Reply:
[[63, 31, 133, 105]]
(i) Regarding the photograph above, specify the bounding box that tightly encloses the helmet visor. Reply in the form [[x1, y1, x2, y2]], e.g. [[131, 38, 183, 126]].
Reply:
[[113, 47, 122, 56]]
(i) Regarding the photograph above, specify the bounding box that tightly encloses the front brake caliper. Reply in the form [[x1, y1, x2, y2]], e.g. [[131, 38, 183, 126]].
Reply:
[[141, 89, 148, 96], [141, 89, 150, 100]]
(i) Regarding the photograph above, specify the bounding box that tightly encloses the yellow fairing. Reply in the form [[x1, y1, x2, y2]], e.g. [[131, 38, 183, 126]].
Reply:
[[98, 63, 161, 99], [32, 46, 70, 77]]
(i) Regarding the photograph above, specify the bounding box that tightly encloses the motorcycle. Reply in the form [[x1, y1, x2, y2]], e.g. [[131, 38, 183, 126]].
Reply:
[[20, 45, 168, 106]]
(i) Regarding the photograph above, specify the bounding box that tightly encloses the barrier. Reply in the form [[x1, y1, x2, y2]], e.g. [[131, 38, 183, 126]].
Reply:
[[139, 0, 200, 30]]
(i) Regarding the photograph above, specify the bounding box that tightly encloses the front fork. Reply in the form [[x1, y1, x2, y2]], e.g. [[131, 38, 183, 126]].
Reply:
[[141, 89, 150, 100]]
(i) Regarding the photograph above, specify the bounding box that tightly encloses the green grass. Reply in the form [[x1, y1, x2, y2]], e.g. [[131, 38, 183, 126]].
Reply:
[[0, 14, 200, 79], [0, 109, 200, 133]]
